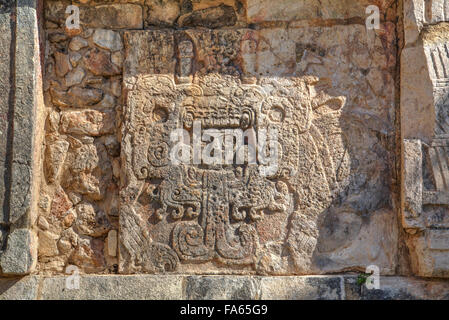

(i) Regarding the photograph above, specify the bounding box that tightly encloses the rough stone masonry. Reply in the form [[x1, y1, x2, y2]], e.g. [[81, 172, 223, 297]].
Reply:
[[0, 0, 448, 299]]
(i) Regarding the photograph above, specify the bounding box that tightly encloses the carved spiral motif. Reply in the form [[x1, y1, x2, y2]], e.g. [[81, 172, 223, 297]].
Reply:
[[136, 166, 149, 180], [172, 222, 211, 261], [149, 243, 179, 272], [148, 141, 170, 167]]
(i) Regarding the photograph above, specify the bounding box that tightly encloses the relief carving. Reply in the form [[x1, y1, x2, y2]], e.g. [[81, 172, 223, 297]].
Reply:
[[120, 67, 347, 273]]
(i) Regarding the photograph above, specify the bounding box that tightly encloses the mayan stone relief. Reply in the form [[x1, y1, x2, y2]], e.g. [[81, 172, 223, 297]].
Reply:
[[120, 25, 397, 275]]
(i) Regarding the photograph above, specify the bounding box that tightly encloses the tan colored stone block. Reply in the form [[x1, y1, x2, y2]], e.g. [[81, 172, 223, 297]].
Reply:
[[60, 110, 115, 136], [39, 275, 184, 300], [38, 230, 59, 257], [260, 276, 343, 300], [79, 4, 143, 29]]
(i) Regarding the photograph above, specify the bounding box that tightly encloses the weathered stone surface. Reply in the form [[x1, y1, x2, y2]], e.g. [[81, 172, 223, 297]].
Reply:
[[402, 139, 423, 230], [111, 52, 123, 68], [0, 229, 34, 274], [144, 0, 245, 28], [178, 4, 237, 28], [401, 0, 449, 278], [73, 202, 110, 237], [400, 47, 435, 139], [345, 276, 449, 300], [408, 229, 449, 277], [50, 186, 73, 219], [0, 0, 42, 276], [39, 275, 184, 300], [260, 276, 343, 300], [51, 86, 104, 108], [93, 29, 123, 52], [38, 230, 59, 257], [246, 0, 395, 23], [185, 276, 260, 300], [54, 51, 72, 77], [145, 0, 181, 26], [9, 0, 42, 227], [65, 67, 86, 87], [37, 216, 50, 230], [0, 276, 39, 300], [60, 110, 115, 136], [61, 141, 103, 200], [79, 4, 143, 29], [404, 0, 449, 45], [69, 52, 82, 67], [84, 48, 121, 76], [0, 274, 448, 300], [21, 0, 448, 291]]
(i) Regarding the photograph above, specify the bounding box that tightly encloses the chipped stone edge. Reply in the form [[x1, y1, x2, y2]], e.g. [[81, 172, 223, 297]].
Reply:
[[0, 275, 447, 300]]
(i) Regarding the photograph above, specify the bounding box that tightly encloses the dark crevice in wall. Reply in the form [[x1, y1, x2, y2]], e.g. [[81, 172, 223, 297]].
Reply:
[[395, 0, 413, 276]]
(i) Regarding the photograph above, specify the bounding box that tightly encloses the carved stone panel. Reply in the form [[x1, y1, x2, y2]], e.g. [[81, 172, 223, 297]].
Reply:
[[120, 28, 397, 275]]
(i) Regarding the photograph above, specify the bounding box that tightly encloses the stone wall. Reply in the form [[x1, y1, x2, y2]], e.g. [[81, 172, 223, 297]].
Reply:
[[0, 0, 448, 299]]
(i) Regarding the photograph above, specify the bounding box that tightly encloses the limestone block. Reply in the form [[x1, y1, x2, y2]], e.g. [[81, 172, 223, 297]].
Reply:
[[185, 276, 260, 300], [45, 3, 143, 29], [260, 276, 343, 300], [60, 110, 115, 136], [0, 0, 42, 276], [0, 2, 13, 224], [0, 276, 39, 300], [93, 29, 123, 52], [401, 0, 449, 278], [400, 46, 435, 140], [0, 229, 34, 275], [345, 275, 449, 300], [39, 275, 184, 300]]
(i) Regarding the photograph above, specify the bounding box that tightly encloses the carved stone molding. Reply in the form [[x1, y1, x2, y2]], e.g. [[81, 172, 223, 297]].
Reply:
[[0, 0, 42, 275], [402, 0, 449, 277]]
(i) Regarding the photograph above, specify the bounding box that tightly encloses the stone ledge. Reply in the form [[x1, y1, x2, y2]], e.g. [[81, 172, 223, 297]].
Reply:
[[0, 275, 448, 300]]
